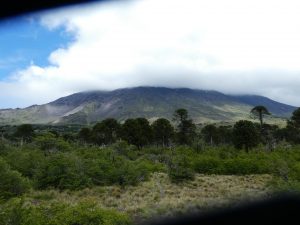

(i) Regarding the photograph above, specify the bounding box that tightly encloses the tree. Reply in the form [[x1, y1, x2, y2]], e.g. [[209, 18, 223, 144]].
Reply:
[[0, 126, 5, 140], [152, 118, 174, 147], [232, 120, 260, 152], [173, 108, 196, 145], [250, 106, 271, 127], [92, 118, 121, 145], [218, 125, 233, 145], [14, 124, 34, 145], [78, 127, 93, 144], [288, 108, 300, 129], [173, 108, 188, 122], [201, 124, 219, 146], [285, 108, 300, 144], [121, 118, 152, 148]]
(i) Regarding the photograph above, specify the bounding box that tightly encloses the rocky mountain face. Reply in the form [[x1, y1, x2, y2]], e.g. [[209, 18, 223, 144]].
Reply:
[[0, 87, 296, 125]]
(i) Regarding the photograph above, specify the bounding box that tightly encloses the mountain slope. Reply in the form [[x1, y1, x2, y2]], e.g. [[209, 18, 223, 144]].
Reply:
[[0, 87, 297, 125]]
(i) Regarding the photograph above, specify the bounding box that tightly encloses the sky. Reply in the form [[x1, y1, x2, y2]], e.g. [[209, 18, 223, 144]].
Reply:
[[1, 0, 300, 108]]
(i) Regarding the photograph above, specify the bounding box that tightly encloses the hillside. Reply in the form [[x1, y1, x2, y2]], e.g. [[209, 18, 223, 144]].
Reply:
[[0, 87, 297, 125]]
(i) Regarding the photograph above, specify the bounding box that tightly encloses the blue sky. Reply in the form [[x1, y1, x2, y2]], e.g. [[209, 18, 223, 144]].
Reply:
[[0, 15, 72, 81], [1, 0, 300, 108]]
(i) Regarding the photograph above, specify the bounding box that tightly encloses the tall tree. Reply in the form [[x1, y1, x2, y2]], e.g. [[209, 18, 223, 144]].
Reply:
[[250, 105, 271, 127], [232, 120, 260, 152], [201, 124, 219, 146], [173, 108, 188, 122], [78, 127, 93, 144], [152, 118, 174, 147], [14, 124, 34, 145], [173, 108, 196, 145], [285, 108, 300, 144], [121, 118, 152, 148], [92, 118, 121, 145], [288, 108, 300, 129]]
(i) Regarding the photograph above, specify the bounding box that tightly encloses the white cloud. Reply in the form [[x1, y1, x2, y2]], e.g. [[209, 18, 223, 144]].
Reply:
[[1, 0, 300, 108]]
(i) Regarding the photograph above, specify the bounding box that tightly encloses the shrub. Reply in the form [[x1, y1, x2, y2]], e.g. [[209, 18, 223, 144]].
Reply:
[[34, 133, 71, 153], [193, 156, 222, 174], [193, 152, 271, 175], [108, 159, 153, 186], [4, 149, 45, 178], [168, 155, 195, 183], [222, 158, 266, 175], [34, 153, 91, 190], [0, 158, 31, 200], [0, 199, 131, 225]]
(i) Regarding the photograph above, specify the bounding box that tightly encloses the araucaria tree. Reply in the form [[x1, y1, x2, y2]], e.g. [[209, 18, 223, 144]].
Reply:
[[14, 124, 34, 145], [173, 108, 196, 145], [121, 118, 152, 148], [201, 124, 219, 146], [286, 108, 300, 143], [250, 105, 271, 127], [152, 118, 174, 147], [92, 118, 121, 145], [232, 120, 259, 152], [288, 108, 300, 129]]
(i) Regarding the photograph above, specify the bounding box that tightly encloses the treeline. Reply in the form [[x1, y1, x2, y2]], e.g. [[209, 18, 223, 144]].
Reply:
[[4, 107, 300, 152]]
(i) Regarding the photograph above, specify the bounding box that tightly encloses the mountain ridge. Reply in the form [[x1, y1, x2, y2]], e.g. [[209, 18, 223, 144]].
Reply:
[[0, 87, 297, 125]]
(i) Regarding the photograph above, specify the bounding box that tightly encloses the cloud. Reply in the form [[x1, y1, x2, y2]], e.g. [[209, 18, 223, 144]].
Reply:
[[1, 0, 300, 108]]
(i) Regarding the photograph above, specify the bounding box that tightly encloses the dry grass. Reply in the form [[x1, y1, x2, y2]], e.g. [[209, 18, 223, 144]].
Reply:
[[26, 173, 273, 222]]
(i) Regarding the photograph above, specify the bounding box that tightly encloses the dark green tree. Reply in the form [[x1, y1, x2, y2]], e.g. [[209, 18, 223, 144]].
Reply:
[[14, 124, 34, 145], [201, 124, 219, 146], [218, 125, 233, 145], [121, 118, 152, 148], [173, 108, 188, 122], [232, 120, 260, 152], [78, 127, 93, 144], [285, 108, 300, 144], [173, 108, 196, 145], [0, 126, 5, 140], [92, 118, 121, 145], [152, 118, 174, 147], [251, 105, 271, 127], [288, 108, 300, 129]]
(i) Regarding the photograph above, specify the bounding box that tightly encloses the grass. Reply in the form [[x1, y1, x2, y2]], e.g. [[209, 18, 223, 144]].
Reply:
[[24, 172, 272, 223]]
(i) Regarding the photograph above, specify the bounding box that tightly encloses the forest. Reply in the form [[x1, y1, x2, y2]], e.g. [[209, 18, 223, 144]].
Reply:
[[1, 106, 300, 224]]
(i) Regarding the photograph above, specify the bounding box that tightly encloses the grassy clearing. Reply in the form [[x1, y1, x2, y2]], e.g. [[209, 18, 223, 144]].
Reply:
[[25, 172, 272, 223]]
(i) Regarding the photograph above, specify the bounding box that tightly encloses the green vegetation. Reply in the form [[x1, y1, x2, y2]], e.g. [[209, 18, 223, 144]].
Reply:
[[0, 199, 131, 225], [0, 158, 30, 200], [1, 107, 300, 224]]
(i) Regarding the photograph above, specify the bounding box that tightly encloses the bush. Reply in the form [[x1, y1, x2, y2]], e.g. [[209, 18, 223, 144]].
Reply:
[[34, 153, 91, 190], [193, 156, 222, 174], [0, 198, 132, 225], [193, 152, 271, 175], [34, 133, 71, 153], [4, 149, 45, 178], [222, 158, 267, 175], [108, 159, 153, 186], [0, 158, 31, 200], [168, 155, 195, 183]]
